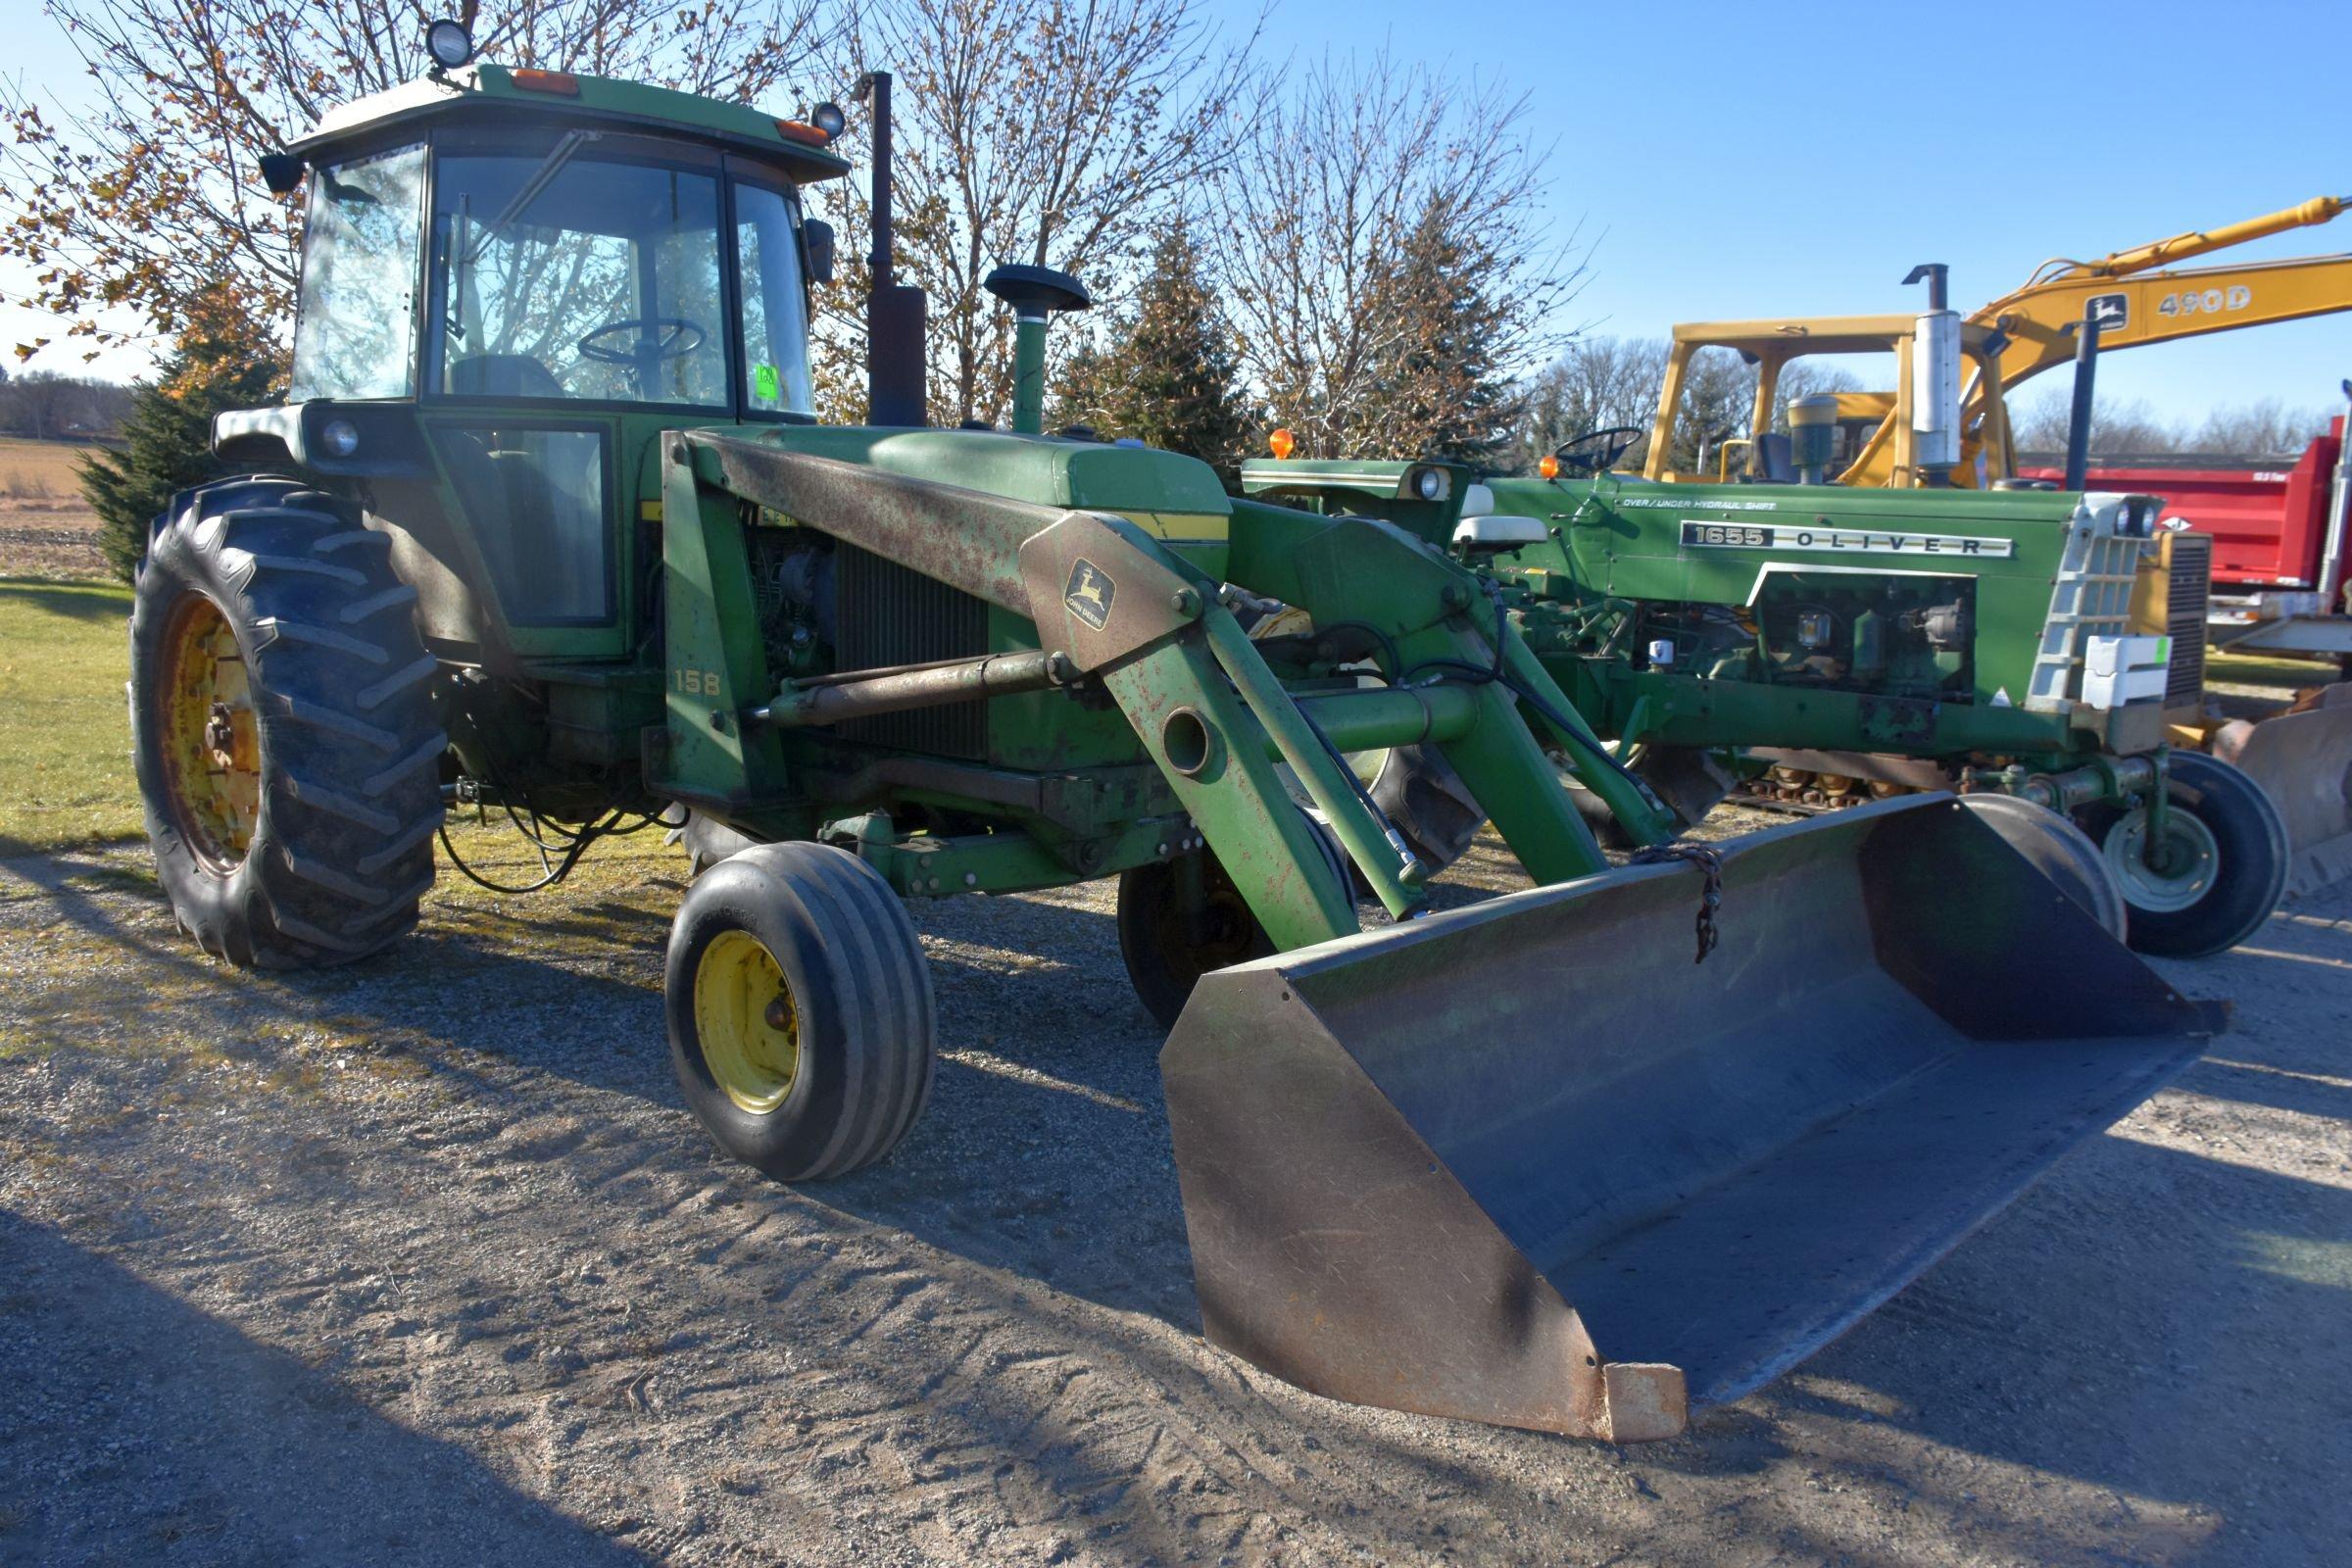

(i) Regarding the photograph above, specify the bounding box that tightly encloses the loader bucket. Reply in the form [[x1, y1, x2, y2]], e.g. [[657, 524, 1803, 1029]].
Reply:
[[1161, 796, 2225, 1442], [2215, 683, 2352, 898]]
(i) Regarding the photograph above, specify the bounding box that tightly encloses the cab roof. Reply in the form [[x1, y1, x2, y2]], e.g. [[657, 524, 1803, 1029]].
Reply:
[[290, 65, 853, 184]]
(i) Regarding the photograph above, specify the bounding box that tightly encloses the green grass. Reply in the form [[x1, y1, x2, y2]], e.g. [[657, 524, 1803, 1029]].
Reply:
[[0, 576, 141, 853]]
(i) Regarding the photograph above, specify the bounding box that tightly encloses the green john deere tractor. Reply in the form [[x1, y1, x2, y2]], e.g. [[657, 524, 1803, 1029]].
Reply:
[[129, 36, 2226, 1442], [1243, 432, 2291, 957]]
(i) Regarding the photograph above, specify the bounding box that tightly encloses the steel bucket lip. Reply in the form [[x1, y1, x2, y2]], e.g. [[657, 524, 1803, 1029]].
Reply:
[[1209, 791, 1963, 983]]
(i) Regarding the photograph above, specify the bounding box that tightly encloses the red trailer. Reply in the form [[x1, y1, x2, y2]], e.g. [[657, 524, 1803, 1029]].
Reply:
[[2022, 415, 2352, 661]]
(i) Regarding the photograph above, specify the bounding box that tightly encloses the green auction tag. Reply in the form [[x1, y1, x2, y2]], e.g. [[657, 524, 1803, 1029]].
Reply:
[[754, 363, 780, 401]]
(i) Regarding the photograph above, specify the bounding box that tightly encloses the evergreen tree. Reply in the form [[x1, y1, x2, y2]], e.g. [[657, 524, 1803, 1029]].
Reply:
[[1051, 225, 1261, 482], [1367, 197, 1524, 467], [81, 327, 283, 583]]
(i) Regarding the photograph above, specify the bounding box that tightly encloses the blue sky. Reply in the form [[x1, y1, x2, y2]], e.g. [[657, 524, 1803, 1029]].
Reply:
[[8, 0, 2347, 426]]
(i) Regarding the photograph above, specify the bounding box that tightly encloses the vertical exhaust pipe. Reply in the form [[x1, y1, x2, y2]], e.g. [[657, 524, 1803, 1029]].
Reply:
[[2063, 304, 2104, 492], [858, 71, 929, 426], [1904, 264, 1960, 488]]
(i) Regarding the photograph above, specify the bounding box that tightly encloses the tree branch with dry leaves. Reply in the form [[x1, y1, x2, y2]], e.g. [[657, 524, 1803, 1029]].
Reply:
[[2, 0, 842, 367], [1209, 49, 1582, 463], [806, 0, 1267, 425]]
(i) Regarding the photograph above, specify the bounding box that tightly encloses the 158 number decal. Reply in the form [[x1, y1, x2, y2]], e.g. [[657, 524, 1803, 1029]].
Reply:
[[673, 667, 722, 697]]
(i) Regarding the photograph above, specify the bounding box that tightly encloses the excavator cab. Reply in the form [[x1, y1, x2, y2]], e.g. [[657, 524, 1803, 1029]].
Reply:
[[1644, 315, 2018, 488]]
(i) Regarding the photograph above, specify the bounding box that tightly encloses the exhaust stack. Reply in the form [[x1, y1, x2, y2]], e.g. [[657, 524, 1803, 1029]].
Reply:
[[1904, 263, 1959, 487], [859, 71, 929, 426]]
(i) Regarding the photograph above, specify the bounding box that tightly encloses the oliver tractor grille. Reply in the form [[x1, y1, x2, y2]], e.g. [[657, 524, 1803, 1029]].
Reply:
[[2164, 532, 2211, 710], [834, 543, 992, 759]]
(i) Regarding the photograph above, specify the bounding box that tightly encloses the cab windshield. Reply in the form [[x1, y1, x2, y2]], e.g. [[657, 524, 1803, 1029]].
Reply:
[[433, 146, 727, 405], [425, 144, 813, 414]]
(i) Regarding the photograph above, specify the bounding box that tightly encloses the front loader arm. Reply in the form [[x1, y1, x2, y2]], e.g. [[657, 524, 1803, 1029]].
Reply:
[[661, 434, 1671, 948], [662, 432, 1410, 947]]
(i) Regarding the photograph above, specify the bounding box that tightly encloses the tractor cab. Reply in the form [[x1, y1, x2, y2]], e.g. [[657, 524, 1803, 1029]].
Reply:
[[216, 64, 850, 663]]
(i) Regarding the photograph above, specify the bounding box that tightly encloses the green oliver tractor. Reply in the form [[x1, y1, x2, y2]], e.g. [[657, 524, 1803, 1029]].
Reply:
[[1243, 436, 2291, 957], [131, 44, 2226, 1443]]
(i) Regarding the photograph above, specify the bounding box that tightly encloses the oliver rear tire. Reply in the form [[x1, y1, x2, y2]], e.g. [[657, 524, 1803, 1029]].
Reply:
[[2087, 753, 2287, 958], [129, 478, 445, 968], [665, 842, 936, 1181]]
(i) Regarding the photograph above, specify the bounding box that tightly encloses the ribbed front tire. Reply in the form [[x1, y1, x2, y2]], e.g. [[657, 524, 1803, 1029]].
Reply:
[[129, 478, 445, 968], [665, 842, 937, 1181]]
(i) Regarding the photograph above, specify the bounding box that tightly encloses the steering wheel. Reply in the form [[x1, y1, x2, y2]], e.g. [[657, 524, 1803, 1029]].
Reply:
[[576, 317, 710, 372], [1552, 425, 1645, 477]]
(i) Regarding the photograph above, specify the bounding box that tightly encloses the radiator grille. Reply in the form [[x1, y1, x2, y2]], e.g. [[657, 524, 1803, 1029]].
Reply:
[[2164, 532, 2210, 710], [834, 543, 992, 759]]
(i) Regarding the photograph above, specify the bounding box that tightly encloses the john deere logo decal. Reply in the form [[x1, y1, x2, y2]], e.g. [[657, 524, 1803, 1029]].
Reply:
[[2087, 293, 2129, 333], [1064, 559, 1115, 629]]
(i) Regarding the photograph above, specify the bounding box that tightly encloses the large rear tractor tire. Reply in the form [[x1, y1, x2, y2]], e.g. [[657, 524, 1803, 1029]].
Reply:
[[1118, 816, 1348, 1031], [129, 478, 445, 968], [665, 842, 936, 1181], [2084, 753, 2287, 957], [1365, 744, 1486, 870]]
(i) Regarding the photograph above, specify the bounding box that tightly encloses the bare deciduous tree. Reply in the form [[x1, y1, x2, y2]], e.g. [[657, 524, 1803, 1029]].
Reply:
[[2185, 396, 2332, 456], [1210, 49, 1579, 462], [2, 0, 839, 368], [1510, 339, 1861, 475], [810, 0, 1263, 425], [2012, 389, 2185, 456]]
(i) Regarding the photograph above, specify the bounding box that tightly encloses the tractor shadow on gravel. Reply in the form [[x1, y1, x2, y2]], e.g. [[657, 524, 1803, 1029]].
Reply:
[[0, 1212, 653, 1566]]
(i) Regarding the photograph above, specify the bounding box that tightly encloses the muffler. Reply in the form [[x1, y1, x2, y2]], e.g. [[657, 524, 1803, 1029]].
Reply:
[[1161, 796, 2225, 1441]]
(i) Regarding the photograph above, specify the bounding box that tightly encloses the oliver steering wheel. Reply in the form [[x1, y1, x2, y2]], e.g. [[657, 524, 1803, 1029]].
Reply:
[[1552, 425, 1645, 477]]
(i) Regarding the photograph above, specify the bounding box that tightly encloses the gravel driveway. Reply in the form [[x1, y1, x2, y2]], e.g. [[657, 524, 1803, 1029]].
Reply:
[[2, 813, 2347, 1566]]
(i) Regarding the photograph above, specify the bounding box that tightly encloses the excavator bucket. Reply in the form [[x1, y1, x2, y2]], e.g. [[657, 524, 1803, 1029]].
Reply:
[[1162, 796, 2225, 1442], [2215, 683, 2352, 898]]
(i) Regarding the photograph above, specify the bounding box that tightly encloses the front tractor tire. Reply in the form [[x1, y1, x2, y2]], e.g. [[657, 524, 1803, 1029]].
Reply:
[[665, 842, 937, 1181], [129, 479, 446, 968], [2088, 752, 2288, 958]]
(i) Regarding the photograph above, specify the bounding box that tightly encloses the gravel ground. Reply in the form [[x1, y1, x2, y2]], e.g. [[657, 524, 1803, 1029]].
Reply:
[[1, 809, 2348, 1568]]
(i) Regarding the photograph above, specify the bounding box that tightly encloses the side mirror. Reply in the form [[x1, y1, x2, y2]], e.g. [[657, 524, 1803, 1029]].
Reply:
[[258, 153, 306, 195], [804, 220, 836, 285]]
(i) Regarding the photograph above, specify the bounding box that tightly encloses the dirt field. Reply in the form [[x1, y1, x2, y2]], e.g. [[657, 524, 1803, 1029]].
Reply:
[[2, 808, 2347, 1567], [0, 437, 109, 579]]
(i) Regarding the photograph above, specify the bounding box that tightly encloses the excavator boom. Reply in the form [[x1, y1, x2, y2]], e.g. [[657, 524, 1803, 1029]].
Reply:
[[1834, 197, 2352, 489]]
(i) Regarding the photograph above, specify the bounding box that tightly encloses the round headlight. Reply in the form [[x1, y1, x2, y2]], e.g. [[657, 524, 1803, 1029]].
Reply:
[[1413, 467, 1443, 501], [426, 19, 475, 70], [811, 102, 847, 139], [319, 418, 361, 458]]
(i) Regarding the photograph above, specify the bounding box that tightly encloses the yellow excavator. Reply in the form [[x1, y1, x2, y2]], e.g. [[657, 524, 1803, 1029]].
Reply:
[[1646, 195, 2352, 489]]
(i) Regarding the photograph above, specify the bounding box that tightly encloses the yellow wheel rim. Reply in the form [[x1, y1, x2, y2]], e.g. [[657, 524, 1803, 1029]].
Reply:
[[158, 595, 262, 871], [695, 930, 801, 1112]]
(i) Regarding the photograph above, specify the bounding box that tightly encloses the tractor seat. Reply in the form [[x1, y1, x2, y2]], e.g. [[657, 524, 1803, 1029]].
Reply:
[[447, 354, 565, 399]]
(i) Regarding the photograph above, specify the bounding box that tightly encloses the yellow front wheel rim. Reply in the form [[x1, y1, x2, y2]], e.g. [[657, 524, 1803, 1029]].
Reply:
[[695, 930, 802, 1113], [158, 595, 262, 871]]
